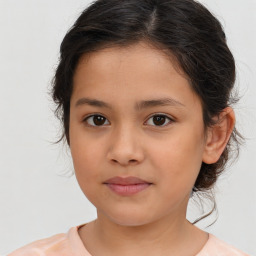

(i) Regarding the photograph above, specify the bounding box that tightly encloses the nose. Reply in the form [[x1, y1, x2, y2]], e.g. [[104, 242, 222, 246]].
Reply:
[[107, 125, 145, 166]]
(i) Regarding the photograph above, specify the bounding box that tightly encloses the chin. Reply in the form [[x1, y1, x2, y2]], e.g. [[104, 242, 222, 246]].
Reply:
[[103, 210, 157, 227]]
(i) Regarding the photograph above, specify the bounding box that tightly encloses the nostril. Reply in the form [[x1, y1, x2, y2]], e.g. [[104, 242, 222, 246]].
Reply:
[[111, 159, 137, 165]]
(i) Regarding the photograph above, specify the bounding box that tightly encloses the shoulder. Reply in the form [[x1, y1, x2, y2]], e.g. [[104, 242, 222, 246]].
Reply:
[[197, 234, 250, 256], [8, 233, 73, 256]]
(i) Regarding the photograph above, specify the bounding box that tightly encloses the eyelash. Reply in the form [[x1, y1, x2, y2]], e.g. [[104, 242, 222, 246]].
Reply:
[[82, 113, 175, 128]]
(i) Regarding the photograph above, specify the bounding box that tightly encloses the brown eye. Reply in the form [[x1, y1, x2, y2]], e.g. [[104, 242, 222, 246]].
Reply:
[[146, 114, 174, 127], [84, 115, 109, 126]]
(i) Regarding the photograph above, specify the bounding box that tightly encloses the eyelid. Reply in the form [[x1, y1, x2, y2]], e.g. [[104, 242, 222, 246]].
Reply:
[[82, 113, 110, 127], [82, 112, 175, 127], [145, 112, 175, 127]]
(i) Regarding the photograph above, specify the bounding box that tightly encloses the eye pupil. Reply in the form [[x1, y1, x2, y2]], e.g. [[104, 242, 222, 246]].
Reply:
[[94, 115, 105, 126], [86, 114, 171, 127], [153, 115, 166, 126]]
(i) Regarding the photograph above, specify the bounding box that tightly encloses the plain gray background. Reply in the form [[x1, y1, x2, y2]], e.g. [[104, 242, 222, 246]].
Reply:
[[0, 0, 255, 255]]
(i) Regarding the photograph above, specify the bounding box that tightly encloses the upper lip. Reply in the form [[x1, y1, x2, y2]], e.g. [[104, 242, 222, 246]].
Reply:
[[103, 176, 152, 185]]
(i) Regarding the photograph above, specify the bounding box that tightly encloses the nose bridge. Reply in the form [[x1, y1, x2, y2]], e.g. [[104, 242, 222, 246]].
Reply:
[[107, 121, 144, 165], [112, 121, 138, 150]]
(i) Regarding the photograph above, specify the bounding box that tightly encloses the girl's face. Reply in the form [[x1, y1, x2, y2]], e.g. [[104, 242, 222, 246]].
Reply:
[[69, 41, 208, 226]]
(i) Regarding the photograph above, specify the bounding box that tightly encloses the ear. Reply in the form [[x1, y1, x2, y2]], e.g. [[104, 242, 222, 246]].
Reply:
[[202, 107, 236, 164]]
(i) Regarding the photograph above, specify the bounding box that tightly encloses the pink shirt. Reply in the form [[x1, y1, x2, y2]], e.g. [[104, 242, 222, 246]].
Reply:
[[8, 223, 250, 256]]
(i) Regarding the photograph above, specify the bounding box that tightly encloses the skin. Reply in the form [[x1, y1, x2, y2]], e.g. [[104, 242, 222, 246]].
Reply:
[[69, 41, 235, 256]]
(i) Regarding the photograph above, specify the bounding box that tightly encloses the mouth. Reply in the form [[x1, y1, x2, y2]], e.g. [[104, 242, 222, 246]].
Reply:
[[103, 176, 153, 196]]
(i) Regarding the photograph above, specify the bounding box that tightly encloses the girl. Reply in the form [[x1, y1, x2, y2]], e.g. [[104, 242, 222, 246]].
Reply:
[[8, 0, 250, 255]]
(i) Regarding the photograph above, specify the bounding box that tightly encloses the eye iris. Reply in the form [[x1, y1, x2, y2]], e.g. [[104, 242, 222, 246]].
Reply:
[[93, 115, 105, 126], [89, 115, 168, 126], [153, 115, 166, 126]]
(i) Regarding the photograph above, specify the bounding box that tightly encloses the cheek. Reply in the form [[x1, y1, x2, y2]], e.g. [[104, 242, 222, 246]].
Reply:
[[150, 131, 204, 191], [70, 132, 102, 184], [71, 142, 105, 204]]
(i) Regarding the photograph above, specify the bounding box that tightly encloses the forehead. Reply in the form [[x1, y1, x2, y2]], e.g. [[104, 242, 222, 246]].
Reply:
[[74, 41, 186, 82], [71, 41, 200, 110]]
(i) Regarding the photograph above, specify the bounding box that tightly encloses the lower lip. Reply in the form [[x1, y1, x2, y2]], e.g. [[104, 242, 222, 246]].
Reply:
[[105, 183, 152, 196]]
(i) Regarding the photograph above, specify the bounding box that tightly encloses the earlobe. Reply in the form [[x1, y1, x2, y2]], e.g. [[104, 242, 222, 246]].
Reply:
[[202, 107, 236, 164]]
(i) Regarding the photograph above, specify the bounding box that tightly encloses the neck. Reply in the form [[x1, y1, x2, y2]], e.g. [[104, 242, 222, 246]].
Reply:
[[79, 208, 208, 256], [96, 209, 187, 245]]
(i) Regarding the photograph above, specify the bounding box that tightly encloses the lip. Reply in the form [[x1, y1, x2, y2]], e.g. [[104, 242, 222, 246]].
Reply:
[[103, 176, 152, 196], [103, 176, 151, 185]]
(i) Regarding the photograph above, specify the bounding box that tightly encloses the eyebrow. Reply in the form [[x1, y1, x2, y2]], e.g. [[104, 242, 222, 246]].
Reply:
[[75, 97, 185, 110]]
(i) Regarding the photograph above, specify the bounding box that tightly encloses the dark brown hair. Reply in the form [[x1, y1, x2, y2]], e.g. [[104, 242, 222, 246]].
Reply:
[[52, 0, 242, 198]]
